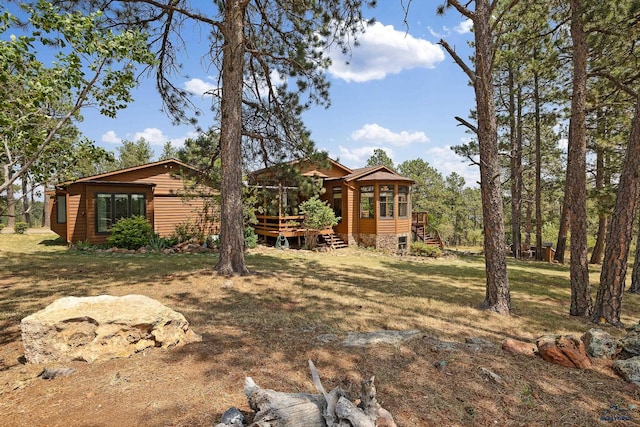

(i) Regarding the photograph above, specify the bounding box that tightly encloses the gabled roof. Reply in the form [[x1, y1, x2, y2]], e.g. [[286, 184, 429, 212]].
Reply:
[[249, 157, 353, 177], [326, 164, 414, 183], [69, 158, 199, 184]]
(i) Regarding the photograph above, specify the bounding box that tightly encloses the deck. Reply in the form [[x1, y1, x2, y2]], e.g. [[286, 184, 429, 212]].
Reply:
[[253, 215, 333, 238]]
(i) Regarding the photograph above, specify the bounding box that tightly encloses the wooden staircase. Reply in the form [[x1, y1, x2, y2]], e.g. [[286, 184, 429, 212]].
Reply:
[[320, 232, 348, 249], [412, 224, 444, 249]]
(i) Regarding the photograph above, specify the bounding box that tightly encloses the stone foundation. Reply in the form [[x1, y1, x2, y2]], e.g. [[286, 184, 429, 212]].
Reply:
[[357, 233, 409, 253]]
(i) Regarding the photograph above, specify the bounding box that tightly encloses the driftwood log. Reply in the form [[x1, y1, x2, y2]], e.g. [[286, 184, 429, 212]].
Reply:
[[242, 360, 396, 427]]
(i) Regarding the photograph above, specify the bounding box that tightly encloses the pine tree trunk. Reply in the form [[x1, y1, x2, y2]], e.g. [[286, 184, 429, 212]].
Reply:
[[629, 219, 640, 294], [475, 0, 510, 314], [567, 0, 591, 316], [215, 0, 250, 276], [590, 119, 607, 265], [534, 69, 543, 260], [509, 67, 522, 259], [555, 203, 569, 263], [592, 94, 640, 326]]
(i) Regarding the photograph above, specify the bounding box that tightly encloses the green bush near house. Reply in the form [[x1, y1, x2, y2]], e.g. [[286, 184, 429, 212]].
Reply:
[[14, 222, 29, 234], [107, 216, 152, 250], [245, 227, 258, 249], [410, 241, 442, 258]]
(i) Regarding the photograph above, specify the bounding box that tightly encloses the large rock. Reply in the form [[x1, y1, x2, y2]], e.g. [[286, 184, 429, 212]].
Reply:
[[502, 338, 537, 357], [536, 335, 591, 369], [619, 323, 640, 359], [581, 328, 619, 359], [21, 295, 201, 363], [613, 356, 640, 386], [342, 330, 422, 347]]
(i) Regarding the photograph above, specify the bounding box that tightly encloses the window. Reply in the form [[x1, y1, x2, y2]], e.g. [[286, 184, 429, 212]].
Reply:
[[360, 185, 374, 218], [96, 193, 146, 233], [56, 195, 67, 224], [398, 185, 409, 218], [332, 186, 342, 219], [379, 185, 394, 219], [398, 236, 407, 250]]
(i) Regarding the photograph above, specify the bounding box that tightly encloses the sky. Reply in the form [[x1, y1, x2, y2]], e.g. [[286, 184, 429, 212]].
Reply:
[[75, 2, 480, 185]]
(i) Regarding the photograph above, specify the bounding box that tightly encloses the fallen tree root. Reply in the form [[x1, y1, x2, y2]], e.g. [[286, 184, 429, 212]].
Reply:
[[233, 360, 396, 427]]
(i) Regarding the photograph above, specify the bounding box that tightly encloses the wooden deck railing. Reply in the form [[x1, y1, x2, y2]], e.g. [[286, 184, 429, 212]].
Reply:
[[412, 211, 429, 227], [253, 214, 334, 238]]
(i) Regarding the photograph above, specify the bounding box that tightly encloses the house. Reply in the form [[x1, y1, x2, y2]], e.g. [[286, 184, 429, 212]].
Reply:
[[249, 157, 442, 252], [46, 159, 219, 245]]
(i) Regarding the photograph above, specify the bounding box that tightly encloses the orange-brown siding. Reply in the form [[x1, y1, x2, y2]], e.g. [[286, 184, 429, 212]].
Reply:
[[48, 161, 219, 245], [154, 195, 220, 237]]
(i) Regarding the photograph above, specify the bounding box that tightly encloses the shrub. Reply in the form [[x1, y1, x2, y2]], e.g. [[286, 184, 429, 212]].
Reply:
[[74, 239, 94, 251], [147, 233, 167, 252], [14, 222, 29, 234], [244, 227, 258, 249], [173, 220, 203, 243], [0, 223, 5, 231], [107, 216, 152, 250], [410, 241, 442, 258], [299, 197, 340, 249]]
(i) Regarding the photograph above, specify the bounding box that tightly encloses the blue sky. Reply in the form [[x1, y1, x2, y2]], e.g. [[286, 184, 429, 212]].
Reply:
[[76, 2, 479, 184]]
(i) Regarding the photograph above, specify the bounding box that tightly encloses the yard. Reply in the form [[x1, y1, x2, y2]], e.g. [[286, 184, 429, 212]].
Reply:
[[1, 233, 639, 426]]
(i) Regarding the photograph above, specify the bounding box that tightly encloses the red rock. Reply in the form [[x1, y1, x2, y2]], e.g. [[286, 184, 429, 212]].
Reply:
[[536, 335, 591, 369], [502, 338, 537, 356]]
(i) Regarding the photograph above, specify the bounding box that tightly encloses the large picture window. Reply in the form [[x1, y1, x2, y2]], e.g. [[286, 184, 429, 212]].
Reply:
[[398, 185, 409, 218], [56, 195, 67, 224], [96, 193, 146, 233], [360, 185, 374, 218], [332, 186, 342, 219], [379, 185, 394, 219]]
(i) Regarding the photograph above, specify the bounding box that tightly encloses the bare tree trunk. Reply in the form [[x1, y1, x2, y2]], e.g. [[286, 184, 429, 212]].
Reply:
[[6, 182, 15, 228], [42, 180, 51, 228], [475, 0, 510, 314], [567, 0, 591, 316], [592, 94, 640, 326], [629, 217, 640, 294], [22, 175, 31, 225], [215, 0, 250, 276], [525, 197, 533, 246]]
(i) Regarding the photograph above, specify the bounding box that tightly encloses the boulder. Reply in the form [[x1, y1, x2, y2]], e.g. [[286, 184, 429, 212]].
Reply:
[[502, 338, 537, 357], [581, 328, 619, 359], [21, 295, 201, 364], [619, 324, 640, 359], [536, 335, 591, 369], [342, 330, 422, 347], [613, 356, 640, 387]]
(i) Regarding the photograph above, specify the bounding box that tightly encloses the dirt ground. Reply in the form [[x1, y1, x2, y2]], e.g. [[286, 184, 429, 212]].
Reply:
[[1, 244, 640, 426]]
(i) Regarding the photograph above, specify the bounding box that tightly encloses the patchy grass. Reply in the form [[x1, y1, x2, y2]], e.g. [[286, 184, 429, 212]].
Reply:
[[1, 234, 640, 426]]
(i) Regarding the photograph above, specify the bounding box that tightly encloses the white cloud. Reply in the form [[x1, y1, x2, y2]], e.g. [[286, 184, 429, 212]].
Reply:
[[337, 145, 394, 166], [133, 128, 171, 146], [101, 130, 121, 144], [454, 19, 473, 34], [425, 143, 479, 187], [328, 21, 445, 82], [102, 128, 195, 149], [350, 123, 429, 147], [184, 77, 218, 97]]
